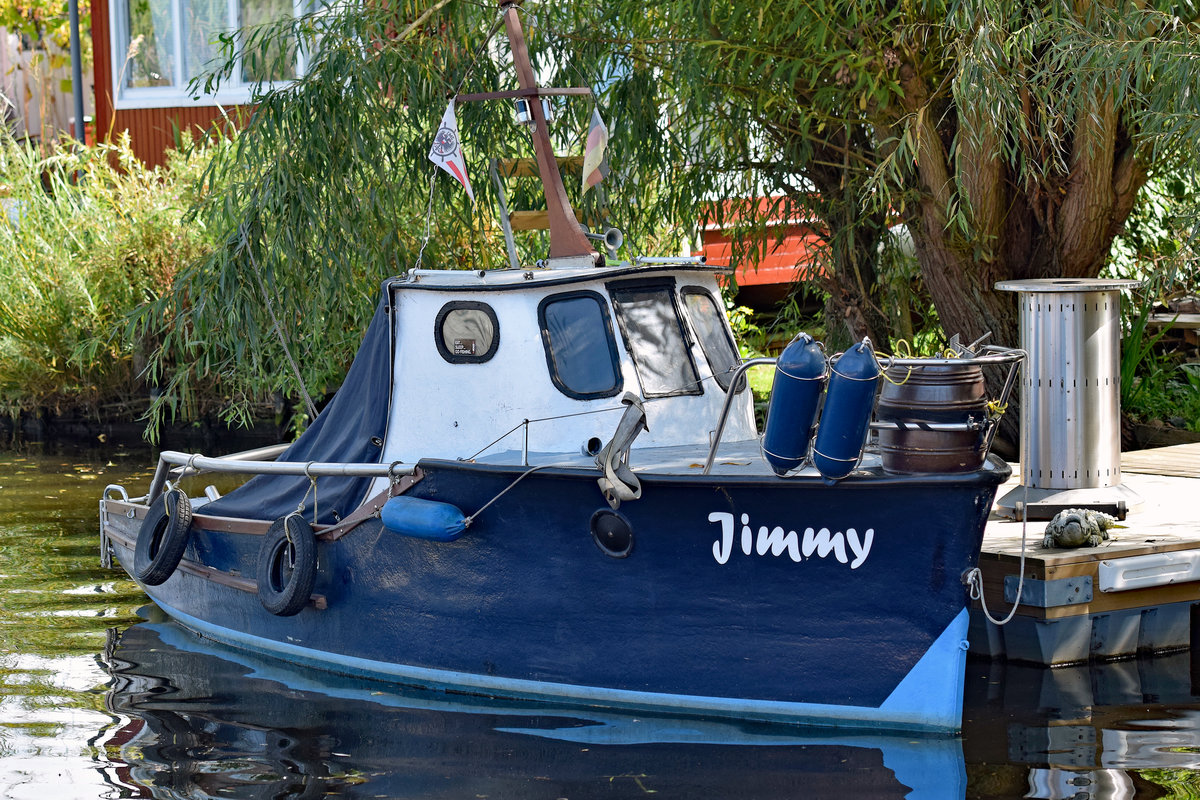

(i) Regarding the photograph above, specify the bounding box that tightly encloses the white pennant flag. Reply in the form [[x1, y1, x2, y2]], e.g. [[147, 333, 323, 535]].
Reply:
[[428, 99, 475, 203]]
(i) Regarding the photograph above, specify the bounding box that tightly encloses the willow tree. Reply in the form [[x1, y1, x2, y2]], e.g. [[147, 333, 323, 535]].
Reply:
[[877, 1, 1200, 348], [138, 0, 1200, 434], [552, 0, 1200, 350], [134, 1, 675, 433]]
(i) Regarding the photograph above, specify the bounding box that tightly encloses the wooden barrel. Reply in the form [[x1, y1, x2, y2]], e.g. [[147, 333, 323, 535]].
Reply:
[[876, 363, 988, 474]]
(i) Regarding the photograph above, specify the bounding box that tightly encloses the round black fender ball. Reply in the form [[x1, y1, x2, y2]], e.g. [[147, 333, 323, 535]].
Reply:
[[257, 515, 318, 617], [134, 489, 193, 586]]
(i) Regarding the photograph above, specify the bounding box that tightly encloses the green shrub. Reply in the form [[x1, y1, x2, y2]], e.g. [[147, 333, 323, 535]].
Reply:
[[0, 134, 219, 419]]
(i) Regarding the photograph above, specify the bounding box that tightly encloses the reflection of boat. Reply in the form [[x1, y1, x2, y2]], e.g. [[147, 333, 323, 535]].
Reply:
[[98, 2, 1021, 733], [102, 615, 963, 800]]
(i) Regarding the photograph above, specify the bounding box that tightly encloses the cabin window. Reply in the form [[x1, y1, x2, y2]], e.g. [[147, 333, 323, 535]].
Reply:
[[538, 291, 622, 399], [682, 287, 743, 392], [435, 302, 499, 363], [608, 280, 702, 398], [111, 0, 310, 109]]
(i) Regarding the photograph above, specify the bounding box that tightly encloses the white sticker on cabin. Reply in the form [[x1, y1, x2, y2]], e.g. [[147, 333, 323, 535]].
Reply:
[[708, 512, 874, 569]]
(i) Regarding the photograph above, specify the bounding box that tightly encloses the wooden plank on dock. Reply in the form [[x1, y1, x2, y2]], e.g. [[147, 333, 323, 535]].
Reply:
[[1122, 441, 1200, 478]]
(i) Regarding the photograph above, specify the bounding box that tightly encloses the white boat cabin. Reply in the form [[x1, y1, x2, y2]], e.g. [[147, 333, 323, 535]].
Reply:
[[380, 261, 758, 466]]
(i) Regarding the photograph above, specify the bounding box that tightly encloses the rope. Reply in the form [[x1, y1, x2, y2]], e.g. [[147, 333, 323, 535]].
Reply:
[[414, 172, 438, 271], [388, 461, 406, 493], [463, 464, 556, 527], [282, 510, 306, 569], [964, 484, 1029, 627], [295, 462, 319, 524], [244, 237, 319, 420]]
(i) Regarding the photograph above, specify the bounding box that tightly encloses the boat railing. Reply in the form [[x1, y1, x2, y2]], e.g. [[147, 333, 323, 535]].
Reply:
[[704, 357, 777, 475], [145, 447, 416, 500], [702, 346, 1026, 475]]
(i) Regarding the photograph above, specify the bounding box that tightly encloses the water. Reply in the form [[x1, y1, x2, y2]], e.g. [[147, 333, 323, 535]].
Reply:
[[3, 444, 1200, 799]]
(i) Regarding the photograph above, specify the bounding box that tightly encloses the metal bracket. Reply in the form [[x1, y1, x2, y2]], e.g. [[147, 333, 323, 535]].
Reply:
[[1004, 575, 1093, 608]]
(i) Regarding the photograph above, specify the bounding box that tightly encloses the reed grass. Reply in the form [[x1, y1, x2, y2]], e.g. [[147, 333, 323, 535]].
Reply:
[[0, 134, 219, 421]]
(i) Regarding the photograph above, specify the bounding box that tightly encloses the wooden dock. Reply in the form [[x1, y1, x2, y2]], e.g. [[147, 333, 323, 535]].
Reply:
[[971, 442, 1200, 664]]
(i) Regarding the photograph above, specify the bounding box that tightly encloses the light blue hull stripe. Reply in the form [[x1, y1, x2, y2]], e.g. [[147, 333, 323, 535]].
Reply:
[[154, 598, 970, 732]]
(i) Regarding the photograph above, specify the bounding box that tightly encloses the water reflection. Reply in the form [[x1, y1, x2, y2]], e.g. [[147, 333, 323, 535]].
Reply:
[[102, 611, 953, 799], [96, 612, 1200, 800], [964, 655, 1200, 798], [0, 445, 149, 799]]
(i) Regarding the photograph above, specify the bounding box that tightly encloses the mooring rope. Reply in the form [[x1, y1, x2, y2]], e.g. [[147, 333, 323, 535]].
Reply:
[[462, 463, 557, 528], [964, 483, 1028, 627]]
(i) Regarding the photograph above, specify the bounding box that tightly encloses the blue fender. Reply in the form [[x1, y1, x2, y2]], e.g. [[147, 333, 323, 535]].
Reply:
[[762, 333, 826, 475], [812, 338, 881, 481], [381, 496, 468, 542]]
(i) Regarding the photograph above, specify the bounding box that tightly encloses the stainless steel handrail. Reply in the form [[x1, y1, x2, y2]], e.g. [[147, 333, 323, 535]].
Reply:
[[703, 357, 775, 475], [147, 449, 412, 499], [702, 347, 1027, 476]]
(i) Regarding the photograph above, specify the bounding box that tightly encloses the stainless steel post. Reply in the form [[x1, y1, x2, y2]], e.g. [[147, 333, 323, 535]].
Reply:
[[994, 278, 1142, 517]]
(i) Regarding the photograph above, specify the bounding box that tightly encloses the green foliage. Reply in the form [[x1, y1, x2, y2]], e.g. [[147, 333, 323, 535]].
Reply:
[[0, 0, 89, 53], [0, 134, 217, 418], [1140, 765, 1200, 797], [1107, 172, 1200, 429], [1121, 340, 1200, 432], [132, 0, 1200, 438]]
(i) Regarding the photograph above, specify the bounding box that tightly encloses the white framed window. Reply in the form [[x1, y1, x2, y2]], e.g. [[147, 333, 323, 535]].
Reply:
[[110, 0, 308, 108]]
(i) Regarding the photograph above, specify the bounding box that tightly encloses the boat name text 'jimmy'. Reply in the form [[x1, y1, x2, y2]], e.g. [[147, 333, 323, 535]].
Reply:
[[708, 512, 873, 568]]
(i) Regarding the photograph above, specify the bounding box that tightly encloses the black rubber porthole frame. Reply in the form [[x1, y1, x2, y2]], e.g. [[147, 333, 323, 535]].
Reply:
[[434, 301, 501, 364]]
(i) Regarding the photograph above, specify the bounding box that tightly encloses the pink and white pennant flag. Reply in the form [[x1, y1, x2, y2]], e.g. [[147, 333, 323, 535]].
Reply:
[[429, 99, 475, 203]]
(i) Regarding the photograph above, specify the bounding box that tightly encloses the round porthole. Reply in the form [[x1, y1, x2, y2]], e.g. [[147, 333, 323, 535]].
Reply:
[[590, 509, 633, 558]]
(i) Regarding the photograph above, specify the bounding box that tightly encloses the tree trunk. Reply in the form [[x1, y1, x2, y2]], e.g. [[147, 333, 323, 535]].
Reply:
[[896, 64, 1150, 452]]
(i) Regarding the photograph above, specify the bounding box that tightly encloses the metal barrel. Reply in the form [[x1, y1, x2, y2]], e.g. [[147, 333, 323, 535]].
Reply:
[[876, 362, 988, 474]]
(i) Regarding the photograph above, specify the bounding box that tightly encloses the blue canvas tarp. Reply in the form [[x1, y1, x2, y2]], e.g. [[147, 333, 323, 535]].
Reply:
[[202, 293, 393, 524]]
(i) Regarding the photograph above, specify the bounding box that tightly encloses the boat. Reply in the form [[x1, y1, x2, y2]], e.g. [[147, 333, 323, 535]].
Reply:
[[99, 0, 1023, 734]]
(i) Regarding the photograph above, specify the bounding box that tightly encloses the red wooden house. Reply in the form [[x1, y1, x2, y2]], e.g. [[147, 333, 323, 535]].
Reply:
[[700, 198, 825, 310], [90, 0, 303, 166]]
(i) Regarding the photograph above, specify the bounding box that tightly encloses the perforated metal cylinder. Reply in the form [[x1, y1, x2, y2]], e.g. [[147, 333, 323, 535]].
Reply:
[[996, 278, 1139, 490]]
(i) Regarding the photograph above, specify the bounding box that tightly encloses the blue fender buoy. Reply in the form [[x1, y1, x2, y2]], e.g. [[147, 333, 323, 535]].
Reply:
[[381, 496, 468, 541], [762, 333, 827, 475], [812, 338, 881, 482]]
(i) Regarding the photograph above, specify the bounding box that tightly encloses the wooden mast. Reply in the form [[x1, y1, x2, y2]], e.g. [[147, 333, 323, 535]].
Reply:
[[498, 0, 595, 261]]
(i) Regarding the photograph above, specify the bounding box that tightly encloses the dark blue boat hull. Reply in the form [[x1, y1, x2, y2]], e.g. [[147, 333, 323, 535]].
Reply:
[[110, 458, 1008, 732]]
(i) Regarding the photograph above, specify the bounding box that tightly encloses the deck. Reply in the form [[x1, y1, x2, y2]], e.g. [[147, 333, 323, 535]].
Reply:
[[971, 442, 1200, 664]]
